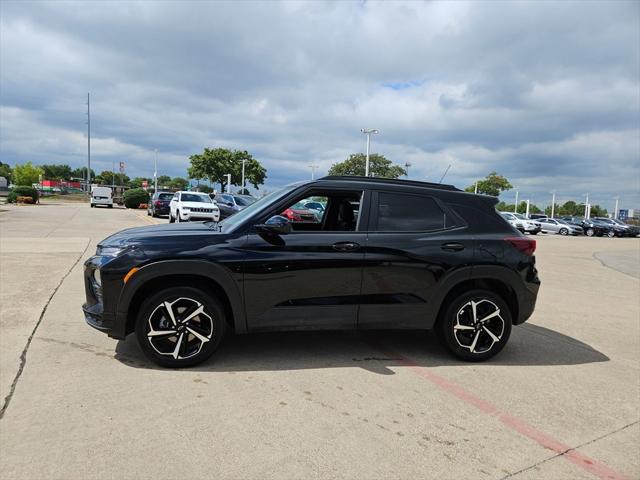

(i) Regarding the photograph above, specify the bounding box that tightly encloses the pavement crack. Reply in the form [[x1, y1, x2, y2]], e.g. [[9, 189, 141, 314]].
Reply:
[[0, 239, 91, 420], [500, 420, 640, 479]]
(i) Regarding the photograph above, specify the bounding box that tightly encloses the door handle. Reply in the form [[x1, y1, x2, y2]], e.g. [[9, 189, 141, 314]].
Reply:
[[441, 242, 465, 252], [332, 242, 360, 252]]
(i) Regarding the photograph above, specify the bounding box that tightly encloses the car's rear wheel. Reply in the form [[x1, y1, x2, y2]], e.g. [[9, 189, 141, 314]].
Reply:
[[438, 289, 512, 362], [135, 286, 226, 368], [169, 211, 175, 223], [559, 228, 568, 235], [585, 228, 594, 237]]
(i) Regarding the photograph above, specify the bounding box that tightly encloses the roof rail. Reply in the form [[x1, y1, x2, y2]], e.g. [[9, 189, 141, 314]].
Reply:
[[318, 175, 461, 191]]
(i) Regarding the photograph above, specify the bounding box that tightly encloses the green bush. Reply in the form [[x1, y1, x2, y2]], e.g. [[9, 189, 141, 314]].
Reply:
[[7, 185, 39, 204], [123, 188, 149, 209]]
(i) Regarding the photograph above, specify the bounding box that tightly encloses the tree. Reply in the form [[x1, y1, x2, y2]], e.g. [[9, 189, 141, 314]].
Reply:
[[465, 172, 512, 197], [157, 175, 172, 186], [196, 185, 214, 194], [169, 177, 189, 191], [328, 153, 406, 178], [70, 167, 96, 181], [188, 148, 267, 191], [128, 177, 153, 189], [41, 164, 72, 180], [557, 201, 581, 216], [12, 162, 44, 186], [590, 205, 608, 217], [94, 170, 117, 185], [0, 162, 12, 183]]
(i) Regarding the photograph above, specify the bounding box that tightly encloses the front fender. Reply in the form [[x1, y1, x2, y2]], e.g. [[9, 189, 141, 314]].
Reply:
[[113, 259, 245, 338]]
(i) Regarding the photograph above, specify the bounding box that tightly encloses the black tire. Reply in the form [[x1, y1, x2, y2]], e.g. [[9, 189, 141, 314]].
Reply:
[[585, 228, 594, 237], [530, 231, 538, 235], [135, 286, 226, 368], [559, 228, 568, 235], [437, 289, 512, 362], [169, 212, 175, 223], [108, 204, 113, 209], [90, 204, 95, 208], [147, 209, 151, 216]]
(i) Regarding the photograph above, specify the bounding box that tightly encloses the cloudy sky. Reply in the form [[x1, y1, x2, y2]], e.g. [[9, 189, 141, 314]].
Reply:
[[1, 0, 638, 209]]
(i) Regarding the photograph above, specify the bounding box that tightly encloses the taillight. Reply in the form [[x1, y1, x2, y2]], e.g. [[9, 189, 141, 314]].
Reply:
[[505, 236, 536, 256], [154, 200, 162, 206], [282, 209, 301, 221]]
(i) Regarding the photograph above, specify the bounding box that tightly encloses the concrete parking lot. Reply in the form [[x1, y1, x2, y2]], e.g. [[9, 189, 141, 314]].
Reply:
[[0, 201, 638, 480]]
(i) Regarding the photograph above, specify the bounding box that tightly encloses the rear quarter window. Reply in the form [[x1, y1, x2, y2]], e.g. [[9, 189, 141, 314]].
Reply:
[[374, 192, 446, 232]]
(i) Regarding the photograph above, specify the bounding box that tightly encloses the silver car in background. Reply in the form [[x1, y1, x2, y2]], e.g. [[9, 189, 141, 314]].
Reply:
[[538, 218, 583, 235]]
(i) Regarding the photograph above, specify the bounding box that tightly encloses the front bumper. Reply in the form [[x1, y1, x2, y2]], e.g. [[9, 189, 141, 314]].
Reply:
[[181, 211, 220, 222]]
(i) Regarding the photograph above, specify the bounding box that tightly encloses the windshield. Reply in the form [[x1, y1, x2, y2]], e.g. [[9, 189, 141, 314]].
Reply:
[[217, 183, 304, 232], [513, 213, 526, 220], [234, 195, 256, 207], [181, 193, 211, 203], [158, 193, 173, 200]]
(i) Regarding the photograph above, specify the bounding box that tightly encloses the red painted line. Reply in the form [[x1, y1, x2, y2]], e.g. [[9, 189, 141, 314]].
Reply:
[[375, 346, 627, 480]]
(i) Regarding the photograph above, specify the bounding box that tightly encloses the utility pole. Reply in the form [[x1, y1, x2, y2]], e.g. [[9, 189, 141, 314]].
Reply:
[[360, 128, 379, 177], [613, 196, 619, 219], [309, 164, 319, 180], [514, 190, 519, 213], [154, 149, 158, 192], [525, 199, 530, 218], [550, 190, 556, 218], [404, 162, 411, 178], [86, 93, 91, 191]]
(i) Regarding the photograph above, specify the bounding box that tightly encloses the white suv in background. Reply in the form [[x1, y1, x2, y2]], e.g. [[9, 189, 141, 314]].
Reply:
[[499, 212, 541, 235], [169, 191, 220, 223]]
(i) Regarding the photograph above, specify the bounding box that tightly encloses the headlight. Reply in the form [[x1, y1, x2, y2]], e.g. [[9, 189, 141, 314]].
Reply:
[[93, 269, 102, 287], [182, 207, 190, 212], [96, 245, 127, 257]]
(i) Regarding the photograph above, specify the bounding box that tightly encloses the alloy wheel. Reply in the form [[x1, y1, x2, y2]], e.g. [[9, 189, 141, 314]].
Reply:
[[586, 228, 594, 237], [453, 299, 505, 354], [146, 297, 214, 360]]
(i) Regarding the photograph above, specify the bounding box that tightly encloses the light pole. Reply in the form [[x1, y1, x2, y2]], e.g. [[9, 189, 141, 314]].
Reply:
[[550, 190, 556, 218], [525, 199, 530, 218], [584, 193, 589, 219], [309, 164, 319, 180], [514, 190, 519, 213], [241, 159, 246, 193], [360, 128, 379, 177], [613, 196, 619, 219], [404, 162, 411, 178], [474, 181, 478, 194], [153, 149, 158, 192]]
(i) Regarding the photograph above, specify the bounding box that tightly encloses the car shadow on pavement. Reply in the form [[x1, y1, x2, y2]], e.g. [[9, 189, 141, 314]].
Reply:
[[114, 322, 609, 374]]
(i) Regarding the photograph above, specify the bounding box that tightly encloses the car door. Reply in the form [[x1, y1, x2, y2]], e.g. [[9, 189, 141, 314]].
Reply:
[[169, 192, 179, 217], [241, 189, 370, 331], [358, 190, 471, 329]]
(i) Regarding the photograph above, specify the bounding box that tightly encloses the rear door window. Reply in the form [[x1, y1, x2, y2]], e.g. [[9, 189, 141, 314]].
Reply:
[[373, 192, 445, 232]]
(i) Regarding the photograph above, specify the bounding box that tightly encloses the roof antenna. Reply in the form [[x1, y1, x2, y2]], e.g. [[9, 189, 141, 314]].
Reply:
[[438, 164, 451, 184]]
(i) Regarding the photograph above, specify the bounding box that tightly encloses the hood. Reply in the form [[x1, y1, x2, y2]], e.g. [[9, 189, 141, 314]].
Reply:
[[99, 222, 218, 248]]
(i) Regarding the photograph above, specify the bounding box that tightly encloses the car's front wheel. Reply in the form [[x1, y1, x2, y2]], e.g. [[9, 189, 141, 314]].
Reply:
[[135, 286, 226, 368], [607, 230, 615, 238], [559, 228, 568, 235], [438, 289, 512, 362], [585, 228, 594, 237]]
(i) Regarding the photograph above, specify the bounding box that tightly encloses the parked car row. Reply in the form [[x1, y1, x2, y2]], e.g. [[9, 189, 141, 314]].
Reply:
[[499, 210, 638, 237]]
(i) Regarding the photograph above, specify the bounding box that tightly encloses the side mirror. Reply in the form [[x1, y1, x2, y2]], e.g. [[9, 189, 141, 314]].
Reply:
[[256, 215, 292, 235]]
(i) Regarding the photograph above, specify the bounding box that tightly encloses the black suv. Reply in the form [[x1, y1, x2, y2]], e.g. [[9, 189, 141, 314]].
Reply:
[[83, 176, 540, 367]]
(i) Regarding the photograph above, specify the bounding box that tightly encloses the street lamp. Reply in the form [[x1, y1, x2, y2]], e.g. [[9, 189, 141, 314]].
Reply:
[[404, 162, 411, 178], [613, 196, 619, 219], [309, 164, 319, 180], [153, 149, 158, 192], [241, 158, 246, 194], [514, 190, 519, 213], [360, 128, 379, 177], [550, 190, 556, 218]]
